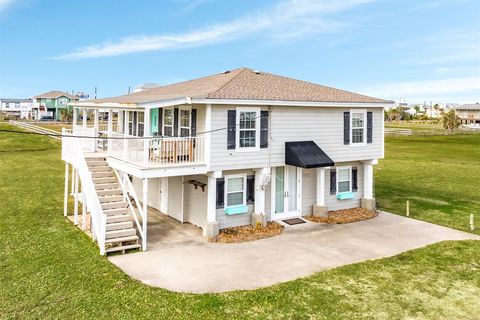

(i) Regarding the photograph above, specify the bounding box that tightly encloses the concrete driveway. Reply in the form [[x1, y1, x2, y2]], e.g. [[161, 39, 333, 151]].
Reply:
[[109, 211, 479, 293]]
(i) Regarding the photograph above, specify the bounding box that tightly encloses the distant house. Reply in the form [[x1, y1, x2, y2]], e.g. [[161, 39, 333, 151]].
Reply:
[[0, 98, 35, 119], [32, 91, 79, 120], [454, 103, 480, 124]]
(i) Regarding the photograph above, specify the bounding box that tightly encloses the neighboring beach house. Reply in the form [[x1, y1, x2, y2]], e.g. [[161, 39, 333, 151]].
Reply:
[[33, 91, 79, 120], [62, 67, 393, 255], [455, 103, 480, 124], [0, 98, 35, 119]]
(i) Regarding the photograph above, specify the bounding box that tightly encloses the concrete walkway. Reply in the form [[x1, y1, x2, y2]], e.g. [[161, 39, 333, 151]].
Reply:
[[109, 211, 479, 293]]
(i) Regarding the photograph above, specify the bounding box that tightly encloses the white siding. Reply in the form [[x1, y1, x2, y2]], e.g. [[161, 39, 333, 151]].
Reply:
[[209, 105, 383, 171], [183, 174, 207, 228]]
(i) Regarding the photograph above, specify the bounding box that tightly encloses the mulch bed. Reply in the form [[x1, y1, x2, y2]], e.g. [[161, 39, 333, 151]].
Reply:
[[306, 207, 377, 224], [209, 222, 284, 243]]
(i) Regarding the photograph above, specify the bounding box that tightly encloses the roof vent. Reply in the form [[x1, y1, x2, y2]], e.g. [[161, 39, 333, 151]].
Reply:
[[222, 70, 231, 74], [253, 70, 262, 74]]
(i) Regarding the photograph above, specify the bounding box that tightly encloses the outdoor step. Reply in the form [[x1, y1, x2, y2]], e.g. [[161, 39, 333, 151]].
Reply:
[[86, 157, 106, 162], [90, 166, 111, 172], [106, 214, 131, 224], [97, 188, 123, 196], [86, 159, 107, 165], [95, 182, 119, 190], [105, 235, 139, 244], [92, 171, 114, 178], [93, 176, 117, 184], [101, 201, 128, 210], [105, 228, 136, 240], [106, 221, 133, 231], [104, 207, 129, 216], [99, 195, 124, 203], [106, 243, 141, 254]]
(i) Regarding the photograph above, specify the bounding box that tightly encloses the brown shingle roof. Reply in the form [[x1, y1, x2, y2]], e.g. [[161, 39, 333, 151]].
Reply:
[[91, 67, 389, 105], [34, 91, 79, 100]]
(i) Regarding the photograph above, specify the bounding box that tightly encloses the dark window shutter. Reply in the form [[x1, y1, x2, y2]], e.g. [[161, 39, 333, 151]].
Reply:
[[158, 109, 163, 136], [246, 175, 255, 204], [330, 170, 336, 195], [173, 108, 179, 137], [133, 111, 137, 136], [227, 110, 236, 150], [191, 109, 197, 137], [260, 110, 269, 148], [344, 112, 350, 145], [352, 167, 358, 192], [367, 111, 373, 143], [216, 178, 224, 209]]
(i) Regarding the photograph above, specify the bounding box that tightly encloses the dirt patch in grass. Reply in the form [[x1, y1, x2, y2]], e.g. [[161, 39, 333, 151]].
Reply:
[[306, 208, 377, 224], [209, 222, 284, 243]]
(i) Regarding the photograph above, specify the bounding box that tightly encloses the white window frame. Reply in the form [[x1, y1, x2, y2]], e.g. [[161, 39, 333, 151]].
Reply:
[[236, 107, 260, 151], [178, 106, 192, 137], [336, 166, 352, 194], [350, 109, 367, 146], [224, 174, 247, 208], [163, 108, 174, 137], [58, 97, 68, 105], [137, 111, 145, 137]]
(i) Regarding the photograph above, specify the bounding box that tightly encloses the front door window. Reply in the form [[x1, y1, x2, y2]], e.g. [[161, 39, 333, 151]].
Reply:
[[274, 166, 300, 217]]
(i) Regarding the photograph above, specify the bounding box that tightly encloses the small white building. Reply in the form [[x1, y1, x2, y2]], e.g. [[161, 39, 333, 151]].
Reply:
[[0, 98, 36, 119]]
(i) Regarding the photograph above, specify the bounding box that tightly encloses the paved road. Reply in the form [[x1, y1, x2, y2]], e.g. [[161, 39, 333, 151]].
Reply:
[[109, 211, 479, 293]]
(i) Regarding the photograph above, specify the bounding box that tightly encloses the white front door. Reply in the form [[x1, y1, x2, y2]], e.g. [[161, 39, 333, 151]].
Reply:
[[272, 166, 302, 220]]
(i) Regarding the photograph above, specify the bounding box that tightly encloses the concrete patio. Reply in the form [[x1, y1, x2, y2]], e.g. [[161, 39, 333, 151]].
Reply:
[[108, 210, 479, 293]]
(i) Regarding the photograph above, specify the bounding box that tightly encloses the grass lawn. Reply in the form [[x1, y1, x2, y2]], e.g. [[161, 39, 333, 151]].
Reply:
[[376, 133, 480, 235], [1, 123, 479, 319]]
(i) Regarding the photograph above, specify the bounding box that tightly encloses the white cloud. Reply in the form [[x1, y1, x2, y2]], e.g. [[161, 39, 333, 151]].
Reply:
[[362, 77, 480, 102], [54, 0, 375, 60], [0, 0, 15, 12]]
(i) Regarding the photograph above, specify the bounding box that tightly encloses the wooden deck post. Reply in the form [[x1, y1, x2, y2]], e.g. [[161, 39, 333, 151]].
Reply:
[[73, 168, 79, 225], [64, 162, 69, 217], [142, 178, 148, 251]]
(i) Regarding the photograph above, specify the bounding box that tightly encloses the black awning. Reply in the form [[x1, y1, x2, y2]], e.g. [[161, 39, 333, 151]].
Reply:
[[285, 141, 334, 168]]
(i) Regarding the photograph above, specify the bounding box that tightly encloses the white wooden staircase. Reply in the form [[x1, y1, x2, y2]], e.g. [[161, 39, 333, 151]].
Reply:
[[86, 158, 142, 254]]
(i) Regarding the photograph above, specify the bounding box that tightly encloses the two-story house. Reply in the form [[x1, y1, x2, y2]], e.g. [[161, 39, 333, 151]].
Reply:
[[33, 91, 79, 120], [62, 68, 393, 255], [455, 103, 480, 124], [0, 98, 35, 119]]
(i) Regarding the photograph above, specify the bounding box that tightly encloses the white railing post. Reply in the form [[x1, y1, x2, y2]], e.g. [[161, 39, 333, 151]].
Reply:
[[64, 162, 69, 217], [142, 178, 148, 251], [74, 168, 79, 225], [107, 109, 113, 152], [123, 111, 129, 162], [143, 108, 151, 167]]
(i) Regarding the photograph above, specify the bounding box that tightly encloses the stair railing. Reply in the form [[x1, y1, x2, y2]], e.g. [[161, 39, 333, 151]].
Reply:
[[72, 134, 107, 255], [112, 169, 145, 242]]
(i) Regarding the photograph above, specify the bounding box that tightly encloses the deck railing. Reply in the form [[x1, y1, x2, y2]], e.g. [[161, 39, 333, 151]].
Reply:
[[108, 134, 206, 167]]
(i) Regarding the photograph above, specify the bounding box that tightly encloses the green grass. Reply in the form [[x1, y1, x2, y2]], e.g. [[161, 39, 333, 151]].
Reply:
[[376, 134, 480, 235], [1, 123, 480, 319]]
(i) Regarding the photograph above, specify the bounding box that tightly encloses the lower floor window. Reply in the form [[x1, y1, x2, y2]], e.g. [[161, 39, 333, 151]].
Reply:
[[337, 167, 351, 193], [225, 175, 246, 207]]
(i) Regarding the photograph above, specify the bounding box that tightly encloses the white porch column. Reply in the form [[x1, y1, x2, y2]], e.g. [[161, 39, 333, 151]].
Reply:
[[118, 110, 124, 133], [71, 165, 75, 194], [107, 109, 113, 151], [123, 111, 129, 161], [143, 108, 151, 167], [73, 168, 79, 225], [361, 160, 376, 211], [142, 178, 148, 251], [253, 168, 269, 227], [64, 162, 69, 217], [313, 167, 328, 217], [93, 109, 99, 131], [204, 171, 220, 237], [73, 107, 78, 126], [82, 108, 87, 127]]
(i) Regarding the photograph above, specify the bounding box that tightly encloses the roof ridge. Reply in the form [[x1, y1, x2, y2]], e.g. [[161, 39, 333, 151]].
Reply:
[[208, 67, 250, 97]]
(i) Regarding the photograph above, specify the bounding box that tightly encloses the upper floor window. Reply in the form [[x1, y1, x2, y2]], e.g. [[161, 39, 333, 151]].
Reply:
[[179, 108, 191, 137], [349, 109, 366, 145], [58, 98, 68, 105], [237, 108, 260, 150], [128, 111, 144, 137], [163, 108, 174, 136]]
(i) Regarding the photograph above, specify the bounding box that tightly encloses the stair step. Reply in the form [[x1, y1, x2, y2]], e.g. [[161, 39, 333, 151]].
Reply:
[[93, 176, 117, 184], [106, 228, 137, 240], [86, 157, 106, 162], [102, 201, 128, 210], [104, 207, 129, 216], [107, 214, 131, 223], [105, 235, 139, 244], [106, 221, 133, 231], [95, 182, 119, 190], [106, 243, 141, 253], [97, 188, 123, 196], [87, 160, 107, 166], [92, 171, 114, 178], [99, 195, 124, 203]]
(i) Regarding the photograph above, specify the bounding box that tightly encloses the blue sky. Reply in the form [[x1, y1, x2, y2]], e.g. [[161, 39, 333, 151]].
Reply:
[[0, 0, 479, 103]]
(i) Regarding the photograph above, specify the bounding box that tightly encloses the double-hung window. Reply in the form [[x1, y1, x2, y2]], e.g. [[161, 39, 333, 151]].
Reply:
[[337, 167, 352, 193], [179, 109, 191, 137], [351, 110, 366, 145], [225, 175, 246, 208], [137, 112, 145, 137], [128, 111, 145, 137], [163, 108, 174, 137], [237, 108, 259, 150]]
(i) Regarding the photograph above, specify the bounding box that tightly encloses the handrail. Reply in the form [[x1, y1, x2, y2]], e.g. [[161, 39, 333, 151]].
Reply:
[[113, 169, 144, 240], [9, 120, 62, 140]]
